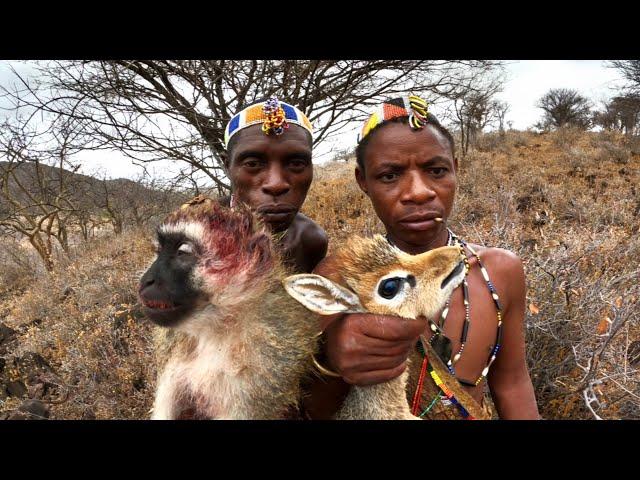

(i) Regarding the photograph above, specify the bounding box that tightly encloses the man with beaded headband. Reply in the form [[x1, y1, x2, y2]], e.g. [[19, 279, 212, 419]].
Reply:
[[305, 95, 540, 419], [222, 97, 328, 276]]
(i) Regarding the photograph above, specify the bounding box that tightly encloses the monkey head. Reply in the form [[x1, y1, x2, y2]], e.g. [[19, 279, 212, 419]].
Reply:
[[139, 196, 277, 328]]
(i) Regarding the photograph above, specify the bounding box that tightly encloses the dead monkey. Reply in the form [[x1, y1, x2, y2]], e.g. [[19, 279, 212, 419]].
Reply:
[[139, 196, 318, 419]]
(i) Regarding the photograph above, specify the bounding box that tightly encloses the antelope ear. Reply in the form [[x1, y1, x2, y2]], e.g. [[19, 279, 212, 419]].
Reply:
[[283, 274, 365, 315]]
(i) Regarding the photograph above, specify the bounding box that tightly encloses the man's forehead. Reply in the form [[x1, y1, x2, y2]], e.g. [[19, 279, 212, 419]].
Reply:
[[367, 123, 453, 164]]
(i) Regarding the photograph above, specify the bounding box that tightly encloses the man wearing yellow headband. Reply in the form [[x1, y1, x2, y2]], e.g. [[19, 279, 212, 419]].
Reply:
[[305, 95, 539, 420], [222, 97, 327, 275]]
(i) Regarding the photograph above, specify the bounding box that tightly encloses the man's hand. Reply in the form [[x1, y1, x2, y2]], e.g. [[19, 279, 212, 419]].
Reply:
[[323, 313, 427, 385]]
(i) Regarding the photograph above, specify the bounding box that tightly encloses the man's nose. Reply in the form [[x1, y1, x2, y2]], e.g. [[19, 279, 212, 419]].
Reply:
[[261, 164, 290, 197], [401, 172, 436, 204]]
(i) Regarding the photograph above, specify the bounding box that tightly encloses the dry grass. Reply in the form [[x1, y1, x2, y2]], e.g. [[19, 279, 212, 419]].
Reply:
[[1, 231, 157, 419], [1, 129, 639, 419]]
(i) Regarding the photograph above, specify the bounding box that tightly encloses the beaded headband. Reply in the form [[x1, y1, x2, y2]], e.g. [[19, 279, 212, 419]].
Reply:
[[224, 97, 313, 148], [359, 95, 430, 142]]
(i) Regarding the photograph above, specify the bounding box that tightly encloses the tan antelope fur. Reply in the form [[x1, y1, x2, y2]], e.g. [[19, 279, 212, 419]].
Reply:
[[284, 234, 467, 420]]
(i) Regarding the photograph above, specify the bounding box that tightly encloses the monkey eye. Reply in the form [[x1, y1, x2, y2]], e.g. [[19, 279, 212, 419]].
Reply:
[[378, 277, 403, 299], [177, 242, 194, 255]]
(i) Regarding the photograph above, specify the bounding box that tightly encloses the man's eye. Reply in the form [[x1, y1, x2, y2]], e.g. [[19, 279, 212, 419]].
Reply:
[[243, 160, 262, 169], [380, 173, 398, 182], [430, 168, 447, 176], [289, 159, 308, 169]]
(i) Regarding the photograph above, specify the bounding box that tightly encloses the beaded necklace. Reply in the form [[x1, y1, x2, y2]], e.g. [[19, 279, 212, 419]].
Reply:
[[386, 229, 504, 418], [430, 230, 504, 386]]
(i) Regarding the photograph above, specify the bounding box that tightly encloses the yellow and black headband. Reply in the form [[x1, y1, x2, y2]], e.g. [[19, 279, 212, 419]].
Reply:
[[360, 95, 429, 142]]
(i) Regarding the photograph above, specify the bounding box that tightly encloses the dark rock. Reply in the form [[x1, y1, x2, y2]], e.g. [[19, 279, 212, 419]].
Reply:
[[15, 399, 49, 419], [81, 408, 96, 420], [0, 322, 17, 344], [14, 352, 52, 374], [6, 380, 27, 397]]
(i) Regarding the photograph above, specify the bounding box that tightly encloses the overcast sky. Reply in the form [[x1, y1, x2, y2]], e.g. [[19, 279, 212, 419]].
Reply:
[[0, 60, 627, 181]]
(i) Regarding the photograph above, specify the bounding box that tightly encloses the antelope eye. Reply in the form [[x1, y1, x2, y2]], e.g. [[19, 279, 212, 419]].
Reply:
[[378, 277, 402, 299]]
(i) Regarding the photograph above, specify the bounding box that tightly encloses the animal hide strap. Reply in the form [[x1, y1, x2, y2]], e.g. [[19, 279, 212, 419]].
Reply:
[[418, 335, 490, 420]]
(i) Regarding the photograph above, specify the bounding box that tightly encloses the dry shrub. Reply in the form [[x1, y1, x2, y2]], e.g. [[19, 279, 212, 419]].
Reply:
[[0, 239, 41, 297], [522, 235, 640, 419], [1, 230, 157, 419], [475, 132, 507, 153], [305, 159, 384, 249], [447, 130, 640, 419], [550, 126, 585, 148], [626, 135, 640, 156]]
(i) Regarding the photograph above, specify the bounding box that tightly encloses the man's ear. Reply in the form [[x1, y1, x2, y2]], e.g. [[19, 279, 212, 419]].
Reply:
[[355, 166, 369, 196]]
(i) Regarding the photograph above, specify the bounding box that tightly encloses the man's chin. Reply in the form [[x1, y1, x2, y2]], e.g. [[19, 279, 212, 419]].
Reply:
[[263, 214, 296, 232], [388, 227, 444, 250]]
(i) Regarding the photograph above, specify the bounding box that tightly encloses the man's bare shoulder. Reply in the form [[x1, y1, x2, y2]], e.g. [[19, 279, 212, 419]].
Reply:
[[467, 244, 524, 277], [468, 244, 525, 315], [295, 212, 328, 250]]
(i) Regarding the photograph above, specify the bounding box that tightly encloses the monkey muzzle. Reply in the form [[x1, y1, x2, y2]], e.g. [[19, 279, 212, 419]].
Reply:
[[140, 295, 192, 327]]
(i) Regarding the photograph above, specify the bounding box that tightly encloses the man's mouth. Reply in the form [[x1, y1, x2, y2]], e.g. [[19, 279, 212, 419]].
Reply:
[[397, 211, 442, 231], [256, 204, 297, 223]]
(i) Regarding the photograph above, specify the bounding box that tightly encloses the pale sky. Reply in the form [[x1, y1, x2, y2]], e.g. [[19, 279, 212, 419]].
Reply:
[[0, 60, 627, 181]]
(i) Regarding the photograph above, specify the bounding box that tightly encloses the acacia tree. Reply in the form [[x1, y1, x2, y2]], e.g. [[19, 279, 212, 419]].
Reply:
[[610, 60, 640, 95], [594, 95, 640, 136], [494, 100, 510, 135], [2, 60, 505, 192], [536, 88, 592, 130], [451, 78, 504, 157], [92, 174, 186, 235], [0, 119, 86, 270]]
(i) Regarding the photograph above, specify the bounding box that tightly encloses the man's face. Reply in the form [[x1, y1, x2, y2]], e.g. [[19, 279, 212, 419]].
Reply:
[[356, 122, 457, 253], [227, 124, 313, 232]]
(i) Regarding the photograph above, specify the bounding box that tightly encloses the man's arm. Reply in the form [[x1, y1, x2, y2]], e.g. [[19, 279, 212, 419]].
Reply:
[[487, 249, 541, 420]]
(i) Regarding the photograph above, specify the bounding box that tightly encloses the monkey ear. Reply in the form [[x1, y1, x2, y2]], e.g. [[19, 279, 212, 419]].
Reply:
[[283, 274, 365, 315]]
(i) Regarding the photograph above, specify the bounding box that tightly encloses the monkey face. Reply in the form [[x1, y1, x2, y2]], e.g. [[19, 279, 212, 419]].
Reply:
[[140, 199, 277, 330], [139, 231, 206, 328]]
